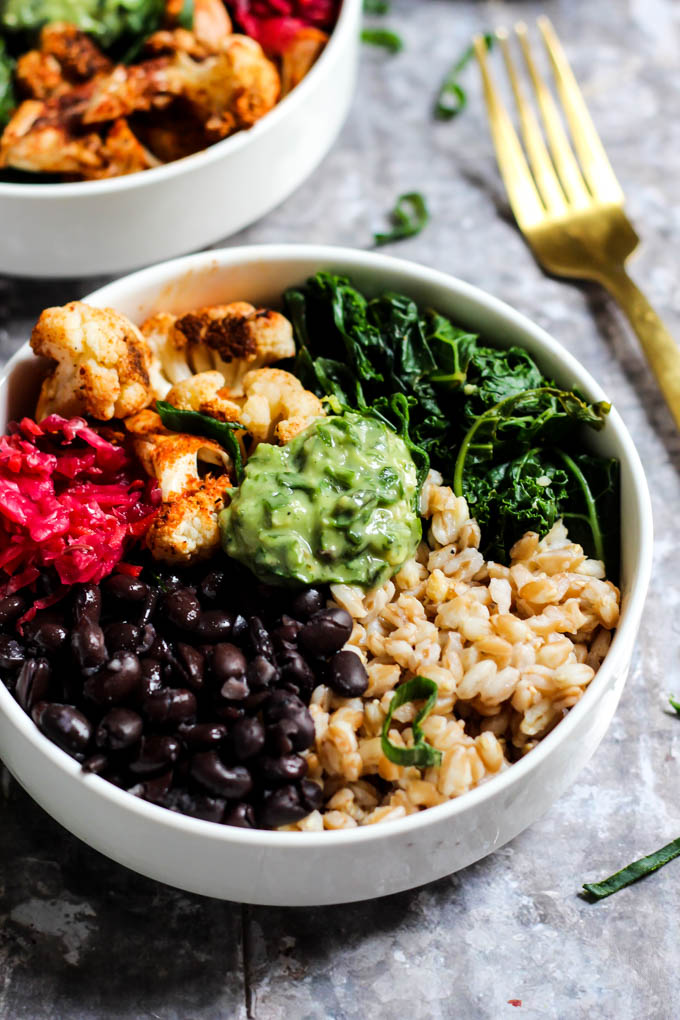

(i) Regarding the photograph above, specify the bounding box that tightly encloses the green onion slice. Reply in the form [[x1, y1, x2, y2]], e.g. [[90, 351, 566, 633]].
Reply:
[[361, 28, 403, 53], [583, 837, 680, 900], [381, 676, 443, 768], [374, 191, 429, 246], [435, 32, 494, 120], [669, 695, 680, 715]]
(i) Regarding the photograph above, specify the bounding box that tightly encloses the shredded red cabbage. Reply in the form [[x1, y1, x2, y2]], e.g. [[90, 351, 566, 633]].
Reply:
[[230, 0, 340, 54], [0, 416, 159, 605]]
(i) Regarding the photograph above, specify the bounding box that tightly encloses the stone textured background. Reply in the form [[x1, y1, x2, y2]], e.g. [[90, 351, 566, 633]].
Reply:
[[1, 0, 680, 1016]]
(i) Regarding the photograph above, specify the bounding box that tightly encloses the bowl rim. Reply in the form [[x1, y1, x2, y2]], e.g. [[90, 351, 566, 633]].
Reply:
[[0, 0, 360, 200], [0, 243, 653, 850]]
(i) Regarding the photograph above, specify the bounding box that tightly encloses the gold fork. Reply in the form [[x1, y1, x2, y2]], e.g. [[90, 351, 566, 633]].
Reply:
[[474, 17, 680, 428]]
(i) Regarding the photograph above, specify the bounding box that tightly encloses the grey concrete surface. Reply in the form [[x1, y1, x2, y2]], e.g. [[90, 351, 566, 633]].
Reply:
[[1, 0, 680, 1016]]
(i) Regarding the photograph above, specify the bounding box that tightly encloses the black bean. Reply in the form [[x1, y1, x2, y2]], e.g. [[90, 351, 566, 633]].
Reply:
[[26, 619, 69, 654], [273, 616, 303, 647], [34, 702, 92, 759], [0, 634, 25, 671], [215, 704, 245, 723], [248, 616, 274, 660], [190, 752, 252, 799], [82, 752, 109, 775], [266, 713, 315, 756], [165, 588, 202, 630], [299, 607, 353, 658], [137, 624, 157, 655], [165, 789, 226, 823], [104, 622, 142, 654], [326, 650, 369, 697], [258, 754, 308, 784], [71, 616, 107, 670], [83, 653, 141, 705], [264, 689, 309, 723], [127, 769, 173, 803], [247, 655, 278, 690], [140, 658, 164, 695], [299, 779, 324, 812], [199, 570, 225, 602], [259, 785, 308, 828], [230, 717, 265, 761], [176, 643, 205, 690], [143, 688, 197, 727], [137, 589, 158, 627], [178, 722, 228, 751], [96, 708, 144, 751], [73, 583, 101, 624], [103, 575, 149, 602], [223, 803, 255, 828], [219, 678, 249, 702], [147, 634, 172, 662], [194, 610, 237, 642], [213, 643, 247, 682], [232, 614, 248, 641], [16, 658, 51, 711], [290, 588, 325, 621], [276, 648, 316, 695], [0, 593, 26, 627], [128, 735, 181, 777]]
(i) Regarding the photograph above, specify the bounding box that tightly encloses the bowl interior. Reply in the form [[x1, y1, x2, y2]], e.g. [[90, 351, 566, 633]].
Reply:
[[0, 245, 653, 851]]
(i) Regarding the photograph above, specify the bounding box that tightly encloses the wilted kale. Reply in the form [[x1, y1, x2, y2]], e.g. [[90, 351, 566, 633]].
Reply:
[[0, 38, 15, 128], [285, 271, 618, 569]]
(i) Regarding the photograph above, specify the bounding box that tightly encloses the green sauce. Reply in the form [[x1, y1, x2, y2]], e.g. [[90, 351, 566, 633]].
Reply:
[[221, 413, 421, 588]]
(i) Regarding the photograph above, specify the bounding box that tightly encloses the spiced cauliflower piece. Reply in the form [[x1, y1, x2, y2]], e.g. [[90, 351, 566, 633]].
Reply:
[[31, 301, 155, 421], [165, 371, 242, 422], [141, 302, 295, 397], [239, 367, 324, 444], [125, 409, 233, 564]]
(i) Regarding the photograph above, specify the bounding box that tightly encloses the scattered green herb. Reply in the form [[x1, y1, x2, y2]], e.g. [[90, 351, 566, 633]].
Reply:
[[156, 401, 244, 482], [363, 0, 389, 12], [381, 676, 443, 767], [669, 696, 680, 715], [435, 32, 494, 120], [361, 27, 403, 53], [374, 191, 430, 246], [583, 837, 680, 900], [0, 38, 15, 128], [286, 272, 617, 565]]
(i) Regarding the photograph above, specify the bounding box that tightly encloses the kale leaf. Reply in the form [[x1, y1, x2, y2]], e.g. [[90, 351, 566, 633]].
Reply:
[[0, 37, 15, 128], [285, 271, 618, 567]]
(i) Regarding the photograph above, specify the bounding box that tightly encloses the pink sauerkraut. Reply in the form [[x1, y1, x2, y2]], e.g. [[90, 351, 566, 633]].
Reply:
[[231, 0, 340, 54], [0, 415, 159, 599]]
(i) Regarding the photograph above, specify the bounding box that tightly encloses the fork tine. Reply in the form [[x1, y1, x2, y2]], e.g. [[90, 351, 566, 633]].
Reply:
[[538, 16, 624, 204], [515, 22, 590, 208], [497, 29, 567, 217], [473, 34, 545, 231]]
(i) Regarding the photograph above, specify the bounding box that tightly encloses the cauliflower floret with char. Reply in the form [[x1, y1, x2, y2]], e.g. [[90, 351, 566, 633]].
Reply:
[[239, 367, 324, 444], [124, 409, 233, 564], [144, 473, 231, 564], [141, 302, 295, 397], [31, 301, 155, 421], [165, 371, 242, 421]]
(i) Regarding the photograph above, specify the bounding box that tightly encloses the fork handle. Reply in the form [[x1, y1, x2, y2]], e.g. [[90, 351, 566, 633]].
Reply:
[[598, 267, 680, 430]]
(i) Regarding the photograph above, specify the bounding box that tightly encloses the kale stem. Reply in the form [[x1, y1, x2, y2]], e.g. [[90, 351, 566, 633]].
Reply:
[[555, 448, 605, 563], [453, 387, 556, 497]]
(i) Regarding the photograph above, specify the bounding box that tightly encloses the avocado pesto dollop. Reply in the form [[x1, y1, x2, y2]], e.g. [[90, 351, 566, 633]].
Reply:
[[220, 413, 421, 588]]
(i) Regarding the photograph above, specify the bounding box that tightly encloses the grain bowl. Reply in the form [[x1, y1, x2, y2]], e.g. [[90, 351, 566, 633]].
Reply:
[[0, 0, 360, 279], [0, 245, 652, 905]]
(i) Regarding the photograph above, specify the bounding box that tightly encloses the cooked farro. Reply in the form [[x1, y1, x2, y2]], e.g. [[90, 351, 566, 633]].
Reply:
[[283, 470, 620, 831]]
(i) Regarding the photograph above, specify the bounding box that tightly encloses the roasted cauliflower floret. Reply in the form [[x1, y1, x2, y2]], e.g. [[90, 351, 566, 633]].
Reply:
[[125, 409, 232, 499], [165, 371, 242, 421], [239, 367, 324, 444], [141, 302, 295, 397], [124, 409, 233, 564], [144, 473, 231, 564], [31, 301, 155, 421]]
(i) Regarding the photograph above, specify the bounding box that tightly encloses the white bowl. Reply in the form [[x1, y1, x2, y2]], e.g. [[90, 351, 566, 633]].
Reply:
[[0, 2, 360, 279], [0, 245, 652, 905]]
